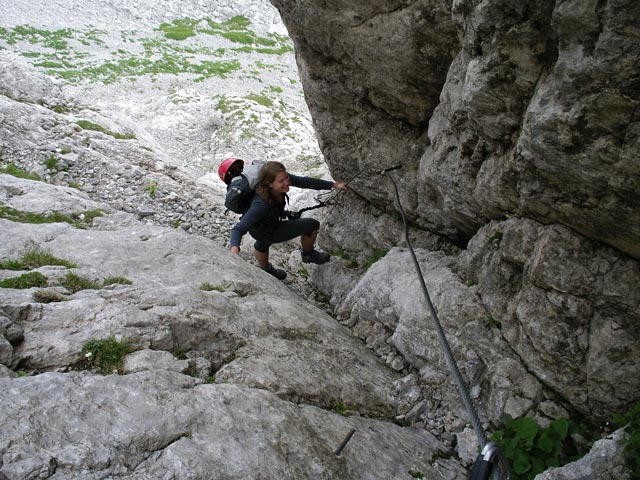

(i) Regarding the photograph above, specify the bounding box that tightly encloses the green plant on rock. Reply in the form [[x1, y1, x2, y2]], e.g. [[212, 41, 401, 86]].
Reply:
[[81, 335, 131, 374], [158, 18, 198, 41], [102, 276, 132, 286], [0, 162, 42, 181], [483, 316, 502, 329], [613, 401, 640, 479], [487, 230, 503, 245], [145, 180, 157, 198], [76, 119, 135, 139], [43, 154, 58, 171], [0, 271, 48, 289], [60, 272, 101, 293], [333, 247, 359, 269], [0, 204, 104, 228], [0, 249, 76, 270], [362, 246, 388, 271], [490, 416, 571, 480], [200, 282, 231, 292], [333, 402, 353, 417], [245, 92, 273, 107]]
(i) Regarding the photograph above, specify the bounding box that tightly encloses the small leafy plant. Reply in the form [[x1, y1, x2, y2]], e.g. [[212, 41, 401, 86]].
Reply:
[[43, 154, 59, 171], [333, 402, 353, 417], [490, 416, 571, 479], [613, 401, 640, 479], [145, 180, 157, 198], [81, 335, 131, 374]]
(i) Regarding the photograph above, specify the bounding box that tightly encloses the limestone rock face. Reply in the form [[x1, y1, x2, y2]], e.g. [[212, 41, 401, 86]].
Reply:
[[0, 371, 465, 480], [458, 218, 640, 420], [534, 429, 630, 480], [2, 0, 638, 477], [269, 1, 637, 476], [271, 0, 640, 258], [0, 175, 463, 478]]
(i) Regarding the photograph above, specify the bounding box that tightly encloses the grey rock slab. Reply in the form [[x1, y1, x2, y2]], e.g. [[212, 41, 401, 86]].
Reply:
[[459, 217, 640, 421], [338, 246, 544, 426], [123, 348, 190, 374], [0, 174, 111, 216], [534, 428, 631, 480], [0, 370, 467, 480], [1, 206, 407, 416]]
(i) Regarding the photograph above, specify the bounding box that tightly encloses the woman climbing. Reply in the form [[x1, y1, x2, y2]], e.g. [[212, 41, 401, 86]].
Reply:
[[227, 160, 347, 280]]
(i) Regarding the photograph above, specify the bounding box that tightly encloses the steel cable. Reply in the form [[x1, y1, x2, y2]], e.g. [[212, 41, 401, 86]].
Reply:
[[383, 168, 510, 480]]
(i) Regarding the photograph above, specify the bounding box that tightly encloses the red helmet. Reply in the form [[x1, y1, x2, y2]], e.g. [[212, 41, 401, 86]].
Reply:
[[218, 157, 244, 184]]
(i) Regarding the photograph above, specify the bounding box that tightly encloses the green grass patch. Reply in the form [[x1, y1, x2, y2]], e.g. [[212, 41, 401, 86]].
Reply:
[[332, 247, 359, 269], [0, 204, 104, 228], [60, 272, 101, 293], [0, 163, 42, 181], [0, 249, 76, 270], [254, 45, 294, 55], [483, 316, 502, 329], [200, 282, 231, 292], [158, 18, 198, 41], [43, 154, 58, 171], [221, 31, 254, 45], [55, 55, 241, 84], [81, 335, 132, 374], [1, 17, 290, 86], [362, 246, 388, 270], [145, 180, 157, 198], [50, 104, 71, 114], [245, 92, 273, 107], [102, 276, 132, 286], [0, 25, 74, 49], [333, 402, 353, 417], [0, 271, 48, 289], [220, 16, 251, 30], [76, 120, 136, 139]]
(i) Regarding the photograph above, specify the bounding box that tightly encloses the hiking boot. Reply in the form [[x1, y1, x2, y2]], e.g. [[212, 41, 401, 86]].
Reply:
[[262, 263, 287, 280], [301, 249, 330, 265]]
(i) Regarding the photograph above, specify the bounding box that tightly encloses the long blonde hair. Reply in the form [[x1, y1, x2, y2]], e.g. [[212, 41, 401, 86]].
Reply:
[[255, 161, 287, 205]]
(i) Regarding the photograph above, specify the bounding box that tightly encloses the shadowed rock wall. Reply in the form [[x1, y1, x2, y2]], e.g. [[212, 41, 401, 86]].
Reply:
[[271, 0, 640, 257], [271, 0, 640, 428]]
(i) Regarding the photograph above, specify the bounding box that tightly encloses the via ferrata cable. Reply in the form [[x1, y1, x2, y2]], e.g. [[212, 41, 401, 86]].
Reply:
[[381, 166, 510, 480]]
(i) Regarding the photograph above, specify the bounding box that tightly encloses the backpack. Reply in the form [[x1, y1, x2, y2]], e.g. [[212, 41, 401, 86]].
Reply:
[[224, 160, 264, 214]]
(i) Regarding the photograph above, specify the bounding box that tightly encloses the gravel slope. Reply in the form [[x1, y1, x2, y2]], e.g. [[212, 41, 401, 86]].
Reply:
[[0, 0, 324, 182]]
